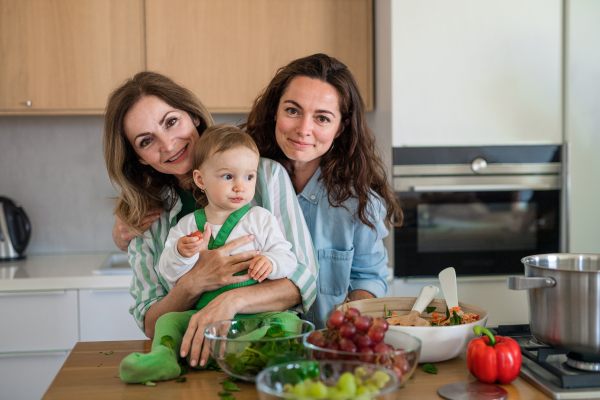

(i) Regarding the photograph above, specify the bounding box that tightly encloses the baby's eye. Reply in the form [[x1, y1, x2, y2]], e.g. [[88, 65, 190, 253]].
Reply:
[[166, 117, 177, 128], [222, 174, 233, 180], [245, 174, 255, 181]]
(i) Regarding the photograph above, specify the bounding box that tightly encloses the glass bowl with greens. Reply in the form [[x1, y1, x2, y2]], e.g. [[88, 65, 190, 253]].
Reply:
[[204, 316, 315, 381], [256, 360, 399, 400]]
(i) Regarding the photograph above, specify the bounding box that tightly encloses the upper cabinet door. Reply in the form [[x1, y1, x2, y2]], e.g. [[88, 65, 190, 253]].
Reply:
[[0, 0, 144, 113], [391, 0, 562, 147], [145, 0, 373, 113]]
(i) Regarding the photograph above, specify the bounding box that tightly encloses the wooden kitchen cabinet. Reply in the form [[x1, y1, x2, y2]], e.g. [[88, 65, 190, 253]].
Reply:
[[145, 0, 373, 113], [0, 0, 144, 114]]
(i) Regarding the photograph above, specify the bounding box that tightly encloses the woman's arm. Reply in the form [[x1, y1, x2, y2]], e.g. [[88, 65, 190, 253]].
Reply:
[[348, 196, 390, 300], [180, 278, 301, 367], [113, 208, 162, 251], [255, 158, 319, 312]]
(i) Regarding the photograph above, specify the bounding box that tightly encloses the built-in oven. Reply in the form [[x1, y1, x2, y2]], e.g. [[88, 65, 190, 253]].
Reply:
[[393, 145, 567, 277]]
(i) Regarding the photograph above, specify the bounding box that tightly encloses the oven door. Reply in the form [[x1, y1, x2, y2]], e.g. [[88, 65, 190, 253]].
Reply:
[[394, 175, 561, 277]]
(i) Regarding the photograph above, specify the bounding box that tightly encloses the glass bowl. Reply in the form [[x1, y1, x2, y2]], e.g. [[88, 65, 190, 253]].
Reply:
[[204, 317, 315, 381], [256, 359, 399, 400], [302, 329, 421, 385]]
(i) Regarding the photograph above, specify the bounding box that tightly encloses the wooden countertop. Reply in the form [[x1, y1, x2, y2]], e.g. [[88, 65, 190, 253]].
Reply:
[[43, 340, 549, 400]]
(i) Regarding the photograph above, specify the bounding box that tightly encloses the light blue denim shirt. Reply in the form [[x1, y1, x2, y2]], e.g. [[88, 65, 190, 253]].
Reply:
[[299, 168, 389, 329]]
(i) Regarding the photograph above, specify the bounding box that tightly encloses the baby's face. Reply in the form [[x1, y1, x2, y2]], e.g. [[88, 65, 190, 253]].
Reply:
[[194, 146, 259, 214]]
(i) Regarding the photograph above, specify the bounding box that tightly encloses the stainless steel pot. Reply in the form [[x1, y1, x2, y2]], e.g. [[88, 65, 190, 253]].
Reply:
[[507, 253, 600, 355]]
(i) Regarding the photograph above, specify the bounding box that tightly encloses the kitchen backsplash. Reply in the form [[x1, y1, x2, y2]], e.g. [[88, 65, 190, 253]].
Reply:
[[0, 114, 246, 254]]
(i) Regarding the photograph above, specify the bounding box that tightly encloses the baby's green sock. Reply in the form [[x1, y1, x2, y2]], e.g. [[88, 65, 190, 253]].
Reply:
[[119, 310, 195, 384]]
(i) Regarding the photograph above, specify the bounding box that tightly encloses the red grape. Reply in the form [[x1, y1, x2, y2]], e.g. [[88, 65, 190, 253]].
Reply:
[[354, 315, 372, 331], [373, 317, 389, 332], [392, 366, 403, 381], [307, 331, 322, 344], [340, 321, 357, 339], [326, 342, 340, 359], [340, 338, 357, 353], [358, 348, 375, 363], [345, 308, 361, 321], [326, 319, 335, 330], [394, 355, 410, 374], [328, 310, 345, 327], [368, 326, 385, 343], [356, 333, 373, 349], [373, 342, 391, 354]]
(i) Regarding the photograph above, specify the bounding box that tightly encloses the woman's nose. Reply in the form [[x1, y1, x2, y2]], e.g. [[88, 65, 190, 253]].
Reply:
[[158, 133, 176, 152], [296, 115, 313, 136]]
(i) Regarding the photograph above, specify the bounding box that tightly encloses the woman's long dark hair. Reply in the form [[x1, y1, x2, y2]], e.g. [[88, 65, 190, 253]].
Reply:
[[242, 54, 403, 229]]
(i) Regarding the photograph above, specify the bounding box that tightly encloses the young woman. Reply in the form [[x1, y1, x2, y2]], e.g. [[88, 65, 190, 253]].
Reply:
[[103, 72, 318, 368], [244, 53, 403, 329]]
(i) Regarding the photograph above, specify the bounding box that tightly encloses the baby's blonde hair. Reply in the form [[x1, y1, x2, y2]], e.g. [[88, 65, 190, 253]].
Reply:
[[183, 123, 259, 207]]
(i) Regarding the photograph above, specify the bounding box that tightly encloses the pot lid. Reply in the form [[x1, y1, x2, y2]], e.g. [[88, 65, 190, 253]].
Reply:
[[522, 253, 600, 273]]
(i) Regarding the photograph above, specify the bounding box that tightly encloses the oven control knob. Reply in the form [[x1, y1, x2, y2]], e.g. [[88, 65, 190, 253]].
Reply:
[[471, 157, 488, 173]]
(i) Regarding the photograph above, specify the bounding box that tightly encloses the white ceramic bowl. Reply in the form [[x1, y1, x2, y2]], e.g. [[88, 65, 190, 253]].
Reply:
[[337, 298, 488, 363]]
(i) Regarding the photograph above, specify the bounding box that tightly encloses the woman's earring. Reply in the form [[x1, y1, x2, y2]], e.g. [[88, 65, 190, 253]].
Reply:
[[200, 188, 205, 193]]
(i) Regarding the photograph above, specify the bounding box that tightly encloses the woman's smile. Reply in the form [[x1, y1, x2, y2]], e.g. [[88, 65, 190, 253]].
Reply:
[[166, 144, 189, 163], [288, 138, 314, 149]]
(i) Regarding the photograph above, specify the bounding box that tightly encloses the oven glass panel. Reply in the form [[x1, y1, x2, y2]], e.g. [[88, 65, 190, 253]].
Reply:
[[395, 190, 560, 277]]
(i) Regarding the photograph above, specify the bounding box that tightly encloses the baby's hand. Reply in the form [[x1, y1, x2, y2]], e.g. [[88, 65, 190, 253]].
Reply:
[[248, 255, 273, 283], [177, 231, 206, 258]]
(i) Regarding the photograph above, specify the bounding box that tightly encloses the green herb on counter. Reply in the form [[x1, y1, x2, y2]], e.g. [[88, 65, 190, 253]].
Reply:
[[145, 381, 156, 386], [160, 335, 175, 355], [399, 384, 406, 389], [218, 391, 231, 396], [422, 364, 438, 374], [222, 380, 241, 391], [176, 377, 186, 383], [180, 366, 188, 375], [114, 374, 120, 378], [426, 306, 436, 314], [105, 351, 113, 355], [221, 395, 235, 400]]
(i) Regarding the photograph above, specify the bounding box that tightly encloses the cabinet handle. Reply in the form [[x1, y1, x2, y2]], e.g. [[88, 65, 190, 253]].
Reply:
[[0, 350, 70, 358], [0, 290, 68, 297], [24, 100, 32, 107]]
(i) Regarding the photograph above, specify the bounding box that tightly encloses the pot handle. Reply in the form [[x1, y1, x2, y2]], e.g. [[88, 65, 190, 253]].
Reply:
[[507, 276, 556, 290]]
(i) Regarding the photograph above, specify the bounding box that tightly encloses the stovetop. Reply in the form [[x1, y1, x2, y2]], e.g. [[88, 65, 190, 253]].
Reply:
[[494, 325, 600, 399]]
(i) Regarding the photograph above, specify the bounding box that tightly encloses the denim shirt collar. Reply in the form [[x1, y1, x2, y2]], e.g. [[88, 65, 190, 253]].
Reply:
[[298, 167, 325, 204]]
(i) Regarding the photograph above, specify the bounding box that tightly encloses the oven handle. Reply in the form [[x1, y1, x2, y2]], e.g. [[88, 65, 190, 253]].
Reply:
[[411, 183, 557, 192]]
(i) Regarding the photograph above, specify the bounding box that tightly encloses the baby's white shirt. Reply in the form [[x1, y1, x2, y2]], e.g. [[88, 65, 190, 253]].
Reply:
[[158, 206, 298, 287]]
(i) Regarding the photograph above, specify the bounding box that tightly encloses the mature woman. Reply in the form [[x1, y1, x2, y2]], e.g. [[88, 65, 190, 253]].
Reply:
[[103, 72, 318, 368], [244, 53, 403, 329]]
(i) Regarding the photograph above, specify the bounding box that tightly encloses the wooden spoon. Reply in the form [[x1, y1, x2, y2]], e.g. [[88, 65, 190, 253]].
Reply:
[[392, 285, 439, 326]]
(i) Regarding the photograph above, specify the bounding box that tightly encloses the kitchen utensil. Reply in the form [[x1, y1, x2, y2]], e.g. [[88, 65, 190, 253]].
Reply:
[[303, 329, 421, 385], [439, 267, 459, 310], [391, 285, 439, 326], [256, 360, 399, 400], [337, 297, 488, 363], [0, 196, 31, 261], [508, 253, 600, 355], [203, 317, 314, 381]]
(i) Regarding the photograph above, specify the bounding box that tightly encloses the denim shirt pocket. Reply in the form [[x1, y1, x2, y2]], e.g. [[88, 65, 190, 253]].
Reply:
[[317, 248, 354, 296]]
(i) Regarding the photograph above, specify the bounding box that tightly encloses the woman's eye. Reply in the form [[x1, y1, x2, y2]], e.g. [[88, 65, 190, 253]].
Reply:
[[166, 117, 177, 128], [139, 138, 151, 148], [317, 116, 330, 123], [285, 107, 299, 115], [222, 174, 233, 180]]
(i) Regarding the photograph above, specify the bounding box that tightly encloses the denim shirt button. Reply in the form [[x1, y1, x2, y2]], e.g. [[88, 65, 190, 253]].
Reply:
[[310, 195, 316, 200]]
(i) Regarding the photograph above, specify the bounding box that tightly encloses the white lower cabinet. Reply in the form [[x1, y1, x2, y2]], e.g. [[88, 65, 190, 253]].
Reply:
[[0, 351, 69, 400], [79, 289, 148, 341]]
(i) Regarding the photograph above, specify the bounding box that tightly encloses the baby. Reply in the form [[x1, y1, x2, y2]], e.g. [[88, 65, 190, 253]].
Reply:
[[158, 123, 297, 291], [120, 123, 299, 384]]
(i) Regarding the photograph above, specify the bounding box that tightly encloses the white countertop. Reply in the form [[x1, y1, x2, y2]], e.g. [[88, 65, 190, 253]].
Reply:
[[0, 253, 133, 292]]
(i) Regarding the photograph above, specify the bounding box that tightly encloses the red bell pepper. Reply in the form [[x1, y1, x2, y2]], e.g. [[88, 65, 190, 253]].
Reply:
[[467, 326, 522, 384]]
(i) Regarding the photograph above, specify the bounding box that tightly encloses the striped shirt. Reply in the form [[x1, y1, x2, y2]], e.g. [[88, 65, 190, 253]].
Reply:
[[127, 158, 319, 331]]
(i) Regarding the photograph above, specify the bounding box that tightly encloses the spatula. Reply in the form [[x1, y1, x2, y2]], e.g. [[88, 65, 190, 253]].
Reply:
[[392, 285, 439, 326], [439, 267, 460, 313]]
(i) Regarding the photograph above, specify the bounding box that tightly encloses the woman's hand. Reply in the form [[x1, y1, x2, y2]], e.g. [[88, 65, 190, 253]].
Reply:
[[180, 291, 240, 367], [112, 208, 162, 251]]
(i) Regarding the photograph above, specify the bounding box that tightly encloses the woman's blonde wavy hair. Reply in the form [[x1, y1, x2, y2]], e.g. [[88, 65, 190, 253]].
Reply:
[[103, 71, 214, 235]]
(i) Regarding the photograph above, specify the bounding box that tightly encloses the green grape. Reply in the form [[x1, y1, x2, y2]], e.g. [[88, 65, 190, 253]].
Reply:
[[292, 382, 308, 396], [354, 366, 368, 381], [309, 381, 329, 398], [336, 372, 358, 396]]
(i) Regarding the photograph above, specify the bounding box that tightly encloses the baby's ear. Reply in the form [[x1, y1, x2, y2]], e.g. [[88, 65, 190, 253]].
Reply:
[[193, 169, 204, 189]]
